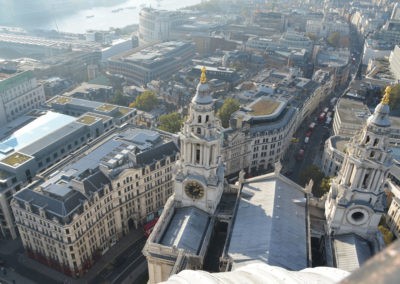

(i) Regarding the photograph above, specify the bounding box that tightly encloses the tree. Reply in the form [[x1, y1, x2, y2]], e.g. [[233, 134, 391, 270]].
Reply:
[[299, 165, 325, 197], [158, 112, 183, 134], [378, 225, 394, 245], [306, 33, 317, 41], [319, 177, 332, 195], [130, 91, 158, 112], [110, 90, 129, 106], [327, 32, 340, 48], [218, 98, 240, 128], [388, 84, 400, 111]]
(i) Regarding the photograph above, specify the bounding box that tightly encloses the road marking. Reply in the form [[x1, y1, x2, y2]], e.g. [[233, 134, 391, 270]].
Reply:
[[111, 255, 144, 284]]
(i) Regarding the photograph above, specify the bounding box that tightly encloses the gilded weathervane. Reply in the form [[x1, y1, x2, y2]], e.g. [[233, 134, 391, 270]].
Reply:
[[382, 86, 391, 105], [200, 66, 207, 84]]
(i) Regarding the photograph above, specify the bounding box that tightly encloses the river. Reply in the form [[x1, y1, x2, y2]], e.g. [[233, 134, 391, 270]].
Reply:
[[5, 0, 203, 34]]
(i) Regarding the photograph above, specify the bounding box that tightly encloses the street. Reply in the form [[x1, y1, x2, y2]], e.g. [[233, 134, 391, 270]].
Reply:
[[283, 112, 331, 184], [0, 228, 147, 284]]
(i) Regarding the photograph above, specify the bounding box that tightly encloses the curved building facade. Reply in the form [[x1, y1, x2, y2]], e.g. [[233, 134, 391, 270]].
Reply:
[[138, 8, 185, 46]]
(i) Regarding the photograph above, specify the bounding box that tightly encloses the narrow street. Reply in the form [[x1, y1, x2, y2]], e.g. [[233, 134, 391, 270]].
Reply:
[[283, 111, 332, 184]]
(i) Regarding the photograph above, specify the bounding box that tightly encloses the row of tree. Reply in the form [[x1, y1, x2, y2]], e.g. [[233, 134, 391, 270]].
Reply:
[[126, 90, 240, 133]]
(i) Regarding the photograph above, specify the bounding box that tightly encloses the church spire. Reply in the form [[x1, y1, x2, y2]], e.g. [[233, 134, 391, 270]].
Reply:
[[325, 86, 393, 239]]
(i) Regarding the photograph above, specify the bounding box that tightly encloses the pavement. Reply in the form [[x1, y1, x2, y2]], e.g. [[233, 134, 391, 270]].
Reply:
[[0, 266, 36, 284], [0, 228, 145, 284]]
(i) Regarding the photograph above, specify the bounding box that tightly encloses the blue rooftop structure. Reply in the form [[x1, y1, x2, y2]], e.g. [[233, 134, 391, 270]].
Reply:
[[0, 111, 76, 159]]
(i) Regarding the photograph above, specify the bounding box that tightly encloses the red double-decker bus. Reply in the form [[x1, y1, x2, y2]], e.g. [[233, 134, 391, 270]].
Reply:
[[143, 218, 159, 237]]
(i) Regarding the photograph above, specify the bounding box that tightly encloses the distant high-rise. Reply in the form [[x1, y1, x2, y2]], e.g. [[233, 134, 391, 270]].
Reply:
[[138, 7, 185, 46], [0, 71, 45, 125]]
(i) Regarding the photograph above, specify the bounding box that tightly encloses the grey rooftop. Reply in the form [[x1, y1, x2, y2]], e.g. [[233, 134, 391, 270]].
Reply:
[[160, 206, 210, 255], [333, 234, 372, 272], [227, 173, 308, 271]]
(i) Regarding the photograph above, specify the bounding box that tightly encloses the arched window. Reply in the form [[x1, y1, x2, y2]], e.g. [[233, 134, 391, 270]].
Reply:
[[205, 115, 209, 122], [373, 138, 379, 146], [198, 115, 202, 123]]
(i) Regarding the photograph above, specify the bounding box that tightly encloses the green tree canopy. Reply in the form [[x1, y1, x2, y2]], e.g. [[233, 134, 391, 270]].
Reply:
[[130, 91, 158, 112], [306, 33, 317, 41], [158, 112, 183, 134], [299, 165, 326, 197], [110, 90, 129, 106], [218, 98, 240, 128], [327, 32, 340, 47], [388, 84, 400, 111], [378, 225, 394, 245]]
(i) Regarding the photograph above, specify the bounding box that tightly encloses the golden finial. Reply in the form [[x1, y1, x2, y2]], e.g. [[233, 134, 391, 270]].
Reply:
[[200, 66, 207, 84], [382, 86, 391, 105]]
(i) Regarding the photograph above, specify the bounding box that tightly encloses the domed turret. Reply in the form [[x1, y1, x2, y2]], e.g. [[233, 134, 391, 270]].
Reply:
[[368, 86, 391, 127], [192, 66, 213, 105]]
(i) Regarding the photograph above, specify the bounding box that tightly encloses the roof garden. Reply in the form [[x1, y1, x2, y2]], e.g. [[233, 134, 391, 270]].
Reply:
[[1, 152, 32, 167], [96, 104, 117, 113], [250, 99, 281, 116], [114, 107, 131, 118], [77, 115, 98, 125], [50, 96, 72, 105]]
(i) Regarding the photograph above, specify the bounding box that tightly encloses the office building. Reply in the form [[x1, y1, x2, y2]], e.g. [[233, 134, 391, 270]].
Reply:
[[11, 127, 179, 276], [0, 71, 45, 125]]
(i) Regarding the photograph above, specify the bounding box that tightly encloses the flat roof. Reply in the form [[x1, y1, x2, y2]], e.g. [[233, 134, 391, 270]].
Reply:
[[0, 152, 32, 167], [77, 115, 100, 125], [330, 136, 350, 152], [0, 111, 76, 159], [333, 234, 372, 272], [249, 98, 282, 116], [95, 104, 117, 112], [337, 98, 370, 126], [160, 207, 210, 254], [228, 173, 307, 271]]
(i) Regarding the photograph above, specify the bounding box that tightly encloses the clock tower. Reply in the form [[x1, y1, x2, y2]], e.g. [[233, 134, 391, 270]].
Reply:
[[325, 87, 393, 239], [174, 67, 225, 214]]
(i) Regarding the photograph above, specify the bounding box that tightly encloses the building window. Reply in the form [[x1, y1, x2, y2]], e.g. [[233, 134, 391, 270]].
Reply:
[[196, 149, 201, 163]]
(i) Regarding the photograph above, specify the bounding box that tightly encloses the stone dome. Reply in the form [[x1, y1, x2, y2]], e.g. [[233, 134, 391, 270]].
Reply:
[[368, 101, 391, 127]]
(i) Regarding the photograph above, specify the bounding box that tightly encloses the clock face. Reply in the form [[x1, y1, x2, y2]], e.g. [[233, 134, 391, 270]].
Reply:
[[184, 180, 204, 199]]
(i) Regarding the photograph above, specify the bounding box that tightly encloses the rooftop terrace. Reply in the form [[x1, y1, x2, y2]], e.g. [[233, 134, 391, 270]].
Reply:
[[96, 104, 117, 113], [49, 96, 72, 105], [77, 115, 98, 125], [249, 99, 281, 116], [1, 152, 32, 167]]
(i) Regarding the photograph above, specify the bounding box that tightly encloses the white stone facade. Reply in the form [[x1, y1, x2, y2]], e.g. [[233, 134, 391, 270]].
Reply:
[[143, 68, 225, 284], [325, 94, 393, 239], [0, 71, 45, 125], [389, 45, 400, 81], [138, 8, 184, 46], [10, 128, 178, 276]]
